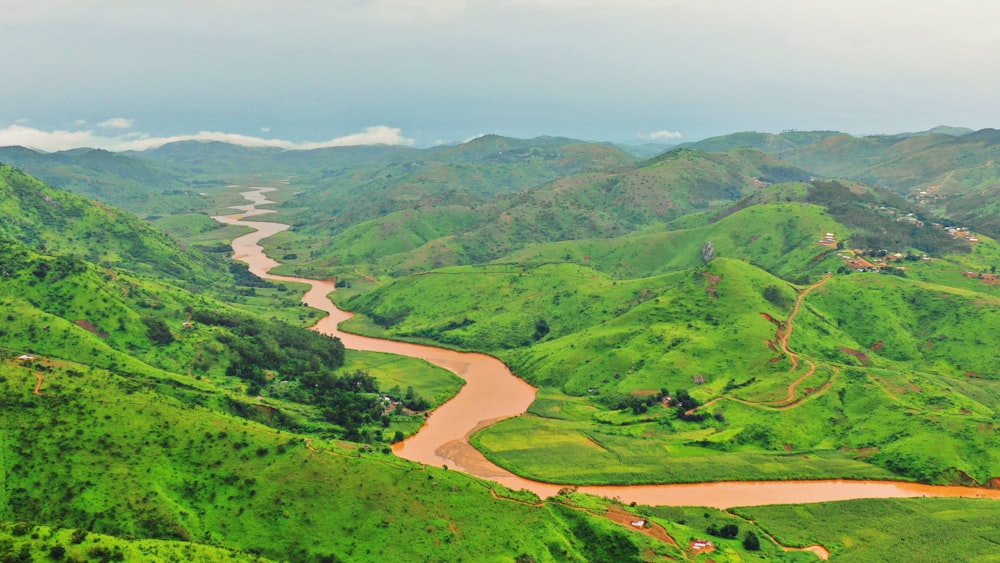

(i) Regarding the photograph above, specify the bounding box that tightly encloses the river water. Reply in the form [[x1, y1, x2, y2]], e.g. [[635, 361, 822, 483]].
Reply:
[[216, 187, 1000, 509]]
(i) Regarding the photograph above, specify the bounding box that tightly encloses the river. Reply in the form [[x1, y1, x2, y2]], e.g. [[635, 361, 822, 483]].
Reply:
[[216, 187, 1000, 510]]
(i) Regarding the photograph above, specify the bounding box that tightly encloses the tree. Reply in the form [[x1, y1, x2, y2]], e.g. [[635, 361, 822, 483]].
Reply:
[[743, 531, 760, 551], [534, 318, 550, 340], [719, 524, 739, 539], [143, 316, 174, 346]]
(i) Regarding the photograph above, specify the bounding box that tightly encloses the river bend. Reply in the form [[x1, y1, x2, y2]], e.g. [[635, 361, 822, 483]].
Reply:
[[216, 187, 1000, 509]]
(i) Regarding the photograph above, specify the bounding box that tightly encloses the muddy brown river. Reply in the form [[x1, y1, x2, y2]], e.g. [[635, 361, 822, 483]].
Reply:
[[217, 187, 1000, 510]]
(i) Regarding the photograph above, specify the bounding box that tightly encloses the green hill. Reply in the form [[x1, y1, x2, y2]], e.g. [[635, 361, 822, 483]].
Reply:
[[340, 185, 1000, 486], [684, 128, 1000, 240], [0, 164, 228, 288], [265, 147, 810, 279], [4, 145, 1000, 559], [0, 146, 206, 216]]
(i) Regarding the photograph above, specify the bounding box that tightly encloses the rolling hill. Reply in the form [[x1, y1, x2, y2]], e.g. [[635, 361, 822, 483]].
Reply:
[[4, 140, 1000, 559], [0, 146, 207, 216], [264, 146, 811, 278], [341, 183, 1000, 486], [683, 127, 1000, 239]]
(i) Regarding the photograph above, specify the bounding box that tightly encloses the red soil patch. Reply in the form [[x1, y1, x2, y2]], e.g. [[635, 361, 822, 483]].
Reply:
[[759, 312, 782, 326], [604, 505, 679, 547], [703, 272, 721, 299], [838, 346, 872, 366], [33, 372, 44, 395], [75, 319, 109, 338], [855, 447, 880, 459], [810, 250, 835, 263]]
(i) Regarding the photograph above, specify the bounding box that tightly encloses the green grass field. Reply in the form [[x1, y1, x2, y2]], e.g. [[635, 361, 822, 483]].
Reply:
[[735, 497, 1000, 561]]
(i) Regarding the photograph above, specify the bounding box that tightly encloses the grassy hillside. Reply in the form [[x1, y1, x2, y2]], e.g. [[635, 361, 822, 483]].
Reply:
[[0, 353, 685, 562], [266, 147, 811, 279], [0, 146, 207, 216], [685, 128, 1000, 240], [736, 497, 1000, 561], [0, 163, 228, 289], [340, 186, 1000, 486]]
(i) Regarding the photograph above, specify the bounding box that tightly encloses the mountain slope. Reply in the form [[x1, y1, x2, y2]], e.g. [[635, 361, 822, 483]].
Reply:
[[341, 185, 1000, 486], [267, 147, 811, 278], [0, 146, 203, 215], [0, 163, 226, 287]]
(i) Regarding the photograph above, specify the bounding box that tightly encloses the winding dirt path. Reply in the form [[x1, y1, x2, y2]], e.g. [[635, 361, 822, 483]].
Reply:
[[780, 274, 833, 367]]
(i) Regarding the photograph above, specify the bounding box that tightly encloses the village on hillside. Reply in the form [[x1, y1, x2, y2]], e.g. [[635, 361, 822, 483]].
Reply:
[[820, 221, 996, 282]]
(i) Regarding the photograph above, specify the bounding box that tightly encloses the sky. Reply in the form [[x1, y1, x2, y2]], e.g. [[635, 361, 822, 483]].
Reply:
[[2, 0, 1000, 152]]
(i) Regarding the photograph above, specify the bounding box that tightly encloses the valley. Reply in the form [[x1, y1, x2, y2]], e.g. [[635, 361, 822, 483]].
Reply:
[[4, 129, 1000, 560], [223, 185, 1000, 508]]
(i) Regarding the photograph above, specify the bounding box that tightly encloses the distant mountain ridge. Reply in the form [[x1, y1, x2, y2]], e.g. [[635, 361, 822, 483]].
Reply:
[[680, 126, 1000, 238]]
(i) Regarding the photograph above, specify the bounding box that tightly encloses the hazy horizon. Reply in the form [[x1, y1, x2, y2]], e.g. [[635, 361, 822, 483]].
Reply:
[[3, 1, 999, 151]]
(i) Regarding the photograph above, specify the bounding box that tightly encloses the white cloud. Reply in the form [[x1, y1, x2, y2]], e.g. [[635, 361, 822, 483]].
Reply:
[[0, 123, 415, 152], [73, 119, 88, 126], [259, 126, 270, 133], [298, 126, 415, 150], [642, 130, 684, 142], [97, 117, 135, 129]]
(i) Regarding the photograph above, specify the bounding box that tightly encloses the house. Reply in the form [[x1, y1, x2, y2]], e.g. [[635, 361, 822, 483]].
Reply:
[[630, 519, 646, 528], [17, 354, 36, 361], [691, 539, 715, 552]]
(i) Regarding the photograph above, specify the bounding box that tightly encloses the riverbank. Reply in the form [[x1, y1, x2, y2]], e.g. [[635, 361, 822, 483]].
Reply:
[[217, 186, 1000, 509]]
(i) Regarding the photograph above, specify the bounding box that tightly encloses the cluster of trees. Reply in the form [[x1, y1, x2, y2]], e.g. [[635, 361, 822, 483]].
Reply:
[[601, 388, 709, 419], [706, 523, 760, 551], [299, 371, 386, 440], [193, 309, 345, 391], [191, 309, 418, 440], [603, 388, 668, 415]]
